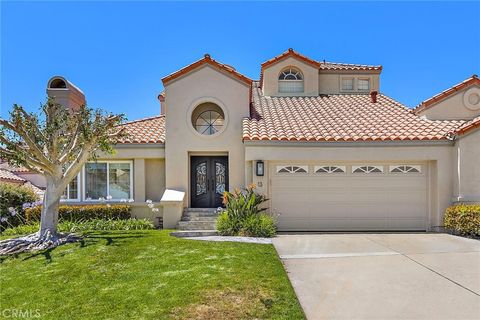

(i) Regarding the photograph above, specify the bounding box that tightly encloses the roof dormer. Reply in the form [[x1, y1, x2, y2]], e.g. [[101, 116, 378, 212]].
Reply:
[[261, 48, 319, 97]]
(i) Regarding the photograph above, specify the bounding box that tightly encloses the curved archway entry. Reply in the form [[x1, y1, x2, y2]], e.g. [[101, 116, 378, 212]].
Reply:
[[191, 156, 228, 208]]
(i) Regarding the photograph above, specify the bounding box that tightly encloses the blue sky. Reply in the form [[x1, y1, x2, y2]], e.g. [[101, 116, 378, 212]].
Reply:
[[1, 1, 479, 121]]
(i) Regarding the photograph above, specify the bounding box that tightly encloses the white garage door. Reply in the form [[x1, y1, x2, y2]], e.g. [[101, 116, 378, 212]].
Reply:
[[270, 163, 428, 231]]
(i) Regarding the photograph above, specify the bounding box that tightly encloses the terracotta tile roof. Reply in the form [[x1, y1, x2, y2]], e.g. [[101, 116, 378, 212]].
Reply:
[[0, 169, 26, 182], [454, 115, 480, 135], [261, 48, 381, 71], [162, 54, 252, 87], [117, 115, 165, 144], [320, 61, 382, 71], [413, 75, 480, 114], [259, 48, 382, 87], [261, 48, 321, 69], [243, 82, 465, 142]]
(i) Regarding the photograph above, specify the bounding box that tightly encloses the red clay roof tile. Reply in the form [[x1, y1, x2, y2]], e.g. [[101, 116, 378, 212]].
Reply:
[[162, 54, 252, 87], [117, 115, 165, 144], [243, 82, 465, 142]]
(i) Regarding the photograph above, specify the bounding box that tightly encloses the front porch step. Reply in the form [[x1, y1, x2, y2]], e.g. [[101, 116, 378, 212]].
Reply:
[[171, 230, 218, 238], [177, 220, 217, 230], [181, 215, 218, 222], [176, 208, 221, 231]]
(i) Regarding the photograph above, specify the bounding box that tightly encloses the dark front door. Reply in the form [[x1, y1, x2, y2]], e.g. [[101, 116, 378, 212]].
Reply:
[[191, 156, 228, 208]]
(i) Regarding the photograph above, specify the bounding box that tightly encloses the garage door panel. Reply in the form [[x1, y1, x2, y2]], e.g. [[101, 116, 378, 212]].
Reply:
[[271, 163, 428, 231]]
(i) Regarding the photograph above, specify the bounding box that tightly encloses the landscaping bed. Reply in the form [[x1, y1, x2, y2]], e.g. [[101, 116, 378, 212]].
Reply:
[[0, 230, 304, 319]]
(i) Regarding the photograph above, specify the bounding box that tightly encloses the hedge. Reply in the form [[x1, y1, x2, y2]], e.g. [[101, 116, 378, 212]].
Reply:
[[0, 183, 38, 229], [25, 204, 131, 223], [444, 204, 480, 237]]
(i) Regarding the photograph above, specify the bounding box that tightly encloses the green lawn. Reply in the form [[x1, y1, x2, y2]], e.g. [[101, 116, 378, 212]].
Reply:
[[0, 230, 304, 319]]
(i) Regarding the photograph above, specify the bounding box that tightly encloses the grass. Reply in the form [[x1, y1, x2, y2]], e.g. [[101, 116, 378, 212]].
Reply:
[[0, 230, 304, 319]]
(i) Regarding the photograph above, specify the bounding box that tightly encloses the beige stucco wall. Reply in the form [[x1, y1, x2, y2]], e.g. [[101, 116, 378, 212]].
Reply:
[[454, 129, 480, 202], [163, 65, 250, 207], [145, 159, 165, 202], [418, 85, 480, 120], [262, 57, 319, 96], [245, 142, 455, 230], [318, 72, 380, 95]]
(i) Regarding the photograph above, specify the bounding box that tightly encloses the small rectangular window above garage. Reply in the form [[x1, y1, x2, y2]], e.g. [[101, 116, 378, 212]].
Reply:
[[341, 78, 354, 91], [314, 166, 346, 174], [358, 79, 370, 91], [276, 165, 308, 174], [389, 165, 421, 173], [352, 165, 383, 173]]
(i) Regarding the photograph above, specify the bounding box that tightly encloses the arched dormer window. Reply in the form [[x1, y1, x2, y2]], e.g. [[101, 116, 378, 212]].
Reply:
[[278, 68, 304, 93]]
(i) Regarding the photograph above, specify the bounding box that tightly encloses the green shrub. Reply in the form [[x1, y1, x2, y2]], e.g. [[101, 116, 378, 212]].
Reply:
[[444, 204, 480, 237], [1, 223, 39, 236], [25, 204, 131, 223], [216, 211, 240, 236], [238, 214, 276, 238], [2, 218, 154, 236], [217, 185, 276, 238], [0, 183, 38, 229]]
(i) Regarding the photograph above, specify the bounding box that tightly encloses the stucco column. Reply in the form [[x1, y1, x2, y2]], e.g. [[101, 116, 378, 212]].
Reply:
[[160, 189, 185, 229], [134, 159, 146, 202]]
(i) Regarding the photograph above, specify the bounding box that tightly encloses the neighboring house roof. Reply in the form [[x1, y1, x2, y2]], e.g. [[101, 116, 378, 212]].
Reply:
[[242, 82, 465, 142], [413, 75, 480, 114], [117, 115, 166, 144], [453, 115, 480, 135], [0, 169, 26, 183], [162, 54, 252, 87]]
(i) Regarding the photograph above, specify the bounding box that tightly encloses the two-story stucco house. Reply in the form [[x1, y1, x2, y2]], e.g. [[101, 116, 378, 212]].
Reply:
[[46, 49, 480, 232]]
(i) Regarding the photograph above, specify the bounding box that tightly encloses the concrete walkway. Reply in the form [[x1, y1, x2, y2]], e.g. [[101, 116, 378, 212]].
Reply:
[[273, 233, 480, 320]]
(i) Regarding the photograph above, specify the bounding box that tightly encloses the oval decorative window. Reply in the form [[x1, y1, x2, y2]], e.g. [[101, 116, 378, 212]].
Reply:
[[191, 102, 225, 136]]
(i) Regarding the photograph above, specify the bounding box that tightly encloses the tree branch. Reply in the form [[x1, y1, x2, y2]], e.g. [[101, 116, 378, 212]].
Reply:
[[0, 119, 53, 167]]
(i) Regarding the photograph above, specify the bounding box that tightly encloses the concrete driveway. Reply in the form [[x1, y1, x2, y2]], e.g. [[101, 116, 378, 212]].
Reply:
[[273, 233, 480, 320]]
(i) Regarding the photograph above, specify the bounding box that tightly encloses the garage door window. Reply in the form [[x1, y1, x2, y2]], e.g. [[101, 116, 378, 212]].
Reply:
[[315, 166, 346, 174], [276, 165, 308, 174], [352, 165, 383, 173], [389, 165, 421, 173]]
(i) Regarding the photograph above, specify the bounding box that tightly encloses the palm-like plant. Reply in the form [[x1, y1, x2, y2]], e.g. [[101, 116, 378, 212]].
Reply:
[[222, 184, 268, 220]]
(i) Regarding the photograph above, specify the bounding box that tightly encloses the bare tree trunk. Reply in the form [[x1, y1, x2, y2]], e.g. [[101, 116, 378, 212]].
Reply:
[[39, 177, 61, 235], [0, 176, 80, 255]]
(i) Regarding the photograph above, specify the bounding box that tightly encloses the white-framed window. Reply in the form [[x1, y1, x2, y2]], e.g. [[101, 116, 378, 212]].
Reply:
[[389, 165, 421, 173], [352, 165, 383, 173], [315, 166, 346, 174], [278, 68, 304, 93], [61, 174, 80, 201], [276, 165, 308, 174], [341, 78, 354, 91], [358, 79, 370, 91], [83, 161, 133, 201]]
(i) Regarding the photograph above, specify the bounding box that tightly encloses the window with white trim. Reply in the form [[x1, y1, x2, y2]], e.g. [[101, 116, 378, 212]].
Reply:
[[61, 174, 80, 201], [84, 161, 132, 200], [341, 78, 354, 91], [276, 165, 308, 174], [315, 166, 346, 174], [389, 165, 421, 173], [358, 79, 370, 91], [352, 165, 383, 173], [278, 68, 304, 93]]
